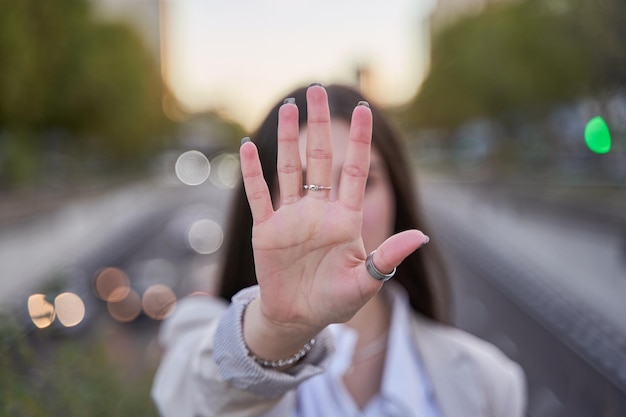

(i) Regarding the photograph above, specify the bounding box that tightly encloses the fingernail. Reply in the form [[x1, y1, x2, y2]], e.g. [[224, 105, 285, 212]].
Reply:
[[357, 100, 370, 108], [309, 82, 323, 87], [283, 97, 295, 105], [241, 137, 251, 145], [423, 234, 430, 245]]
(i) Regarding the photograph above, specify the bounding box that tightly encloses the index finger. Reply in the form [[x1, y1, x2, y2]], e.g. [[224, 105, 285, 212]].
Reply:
[[240, 139, 274, 224], [338, 101, 372, 210]]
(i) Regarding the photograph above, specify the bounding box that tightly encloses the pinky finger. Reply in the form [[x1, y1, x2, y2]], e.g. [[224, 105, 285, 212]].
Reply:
[[240, 138, 274, 224]]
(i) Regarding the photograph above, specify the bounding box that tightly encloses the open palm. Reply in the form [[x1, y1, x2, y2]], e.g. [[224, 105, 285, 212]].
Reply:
[[240, 86, 426, 336]]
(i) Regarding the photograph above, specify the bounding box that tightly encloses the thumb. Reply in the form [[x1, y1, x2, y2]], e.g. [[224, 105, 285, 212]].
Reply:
[[369, 230, 430, 274]]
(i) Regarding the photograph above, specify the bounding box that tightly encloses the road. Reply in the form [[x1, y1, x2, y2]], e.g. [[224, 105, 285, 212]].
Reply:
[[419, 179, 626, 417], [1, 173, 625, 416]]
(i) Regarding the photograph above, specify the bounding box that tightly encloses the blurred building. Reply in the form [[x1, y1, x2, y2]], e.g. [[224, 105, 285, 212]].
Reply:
[[90, 0, 184, 121], [90, 0, 163, 67]]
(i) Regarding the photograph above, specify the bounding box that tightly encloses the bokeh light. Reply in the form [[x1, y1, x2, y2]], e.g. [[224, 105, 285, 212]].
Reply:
[[107, 289, 142, 322], [94, 267, 131, 302], [209, 153, 241, 189], [142, 284, 177, 320], [175, 150, 211, 185], [27, 294, 56, 329], [132, 258, 178, 290], [187, 219, 224, 254], [54, 292, 86, 327], [584, 116, 611, 154]]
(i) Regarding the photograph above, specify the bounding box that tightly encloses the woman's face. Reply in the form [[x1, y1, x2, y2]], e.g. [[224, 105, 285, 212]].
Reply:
[[296, 119, 396, 254]]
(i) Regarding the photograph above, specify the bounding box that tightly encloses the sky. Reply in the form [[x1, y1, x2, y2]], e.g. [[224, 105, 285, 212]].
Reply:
[[163, 0, 437, 130]]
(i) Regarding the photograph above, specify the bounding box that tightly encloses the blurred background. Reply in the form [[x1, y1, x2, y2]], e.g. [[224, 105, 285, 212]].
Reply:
[[0, 0, 624, 416]]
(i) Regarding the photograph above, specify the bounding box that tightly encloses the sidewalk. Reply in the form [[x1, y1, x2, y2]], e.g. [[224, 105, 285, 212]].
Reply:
[[0, 179, 188, 311], [417, 171, 626, 229], [418, 177, 626, 331], [0, 178, 147, 228]]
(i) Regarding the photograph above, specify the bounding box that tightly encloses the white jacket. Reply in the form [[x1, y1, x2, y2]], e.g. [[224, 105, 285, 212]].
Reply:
[[152, 286, 526, 417]]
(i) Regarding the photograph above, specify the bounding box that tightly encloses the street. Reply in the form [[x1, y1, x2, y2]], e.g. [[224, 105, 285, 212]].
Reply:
[[1, 172, 625, 417], [418, 180, 626, 416]]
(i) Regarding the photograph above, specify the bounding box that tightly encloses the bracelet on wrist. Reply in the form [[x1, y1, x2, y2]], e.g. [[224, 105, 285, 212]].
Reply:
[[248, 338, 316, 368]]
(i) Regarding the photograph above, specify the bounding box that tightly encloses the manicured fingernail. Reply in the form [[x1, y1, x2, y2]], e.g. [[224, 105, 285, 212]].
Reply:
[[283, 97, 295, 105], [423, 235, 430, 245], [357, 100, 370, 108], [241, 137, 251, 145], [309, 82, 322, 87]]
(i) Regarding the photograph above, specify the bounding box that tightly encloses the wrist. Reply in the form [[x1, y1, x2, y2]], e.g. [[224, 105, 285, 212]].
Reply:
[[249, 338, 316, 369], [243, 298, 321, 366]]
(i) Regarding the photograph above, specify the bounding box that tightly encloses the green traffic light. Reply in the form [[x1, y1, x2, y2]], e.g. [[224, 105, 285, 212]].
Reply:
[[584, 116, 611, 154]]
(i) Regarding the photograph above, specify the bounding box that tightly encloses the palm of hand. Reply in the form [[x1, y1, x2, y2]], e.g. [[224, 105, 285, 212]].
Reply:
[[240, 86, 426, 336], [252, 197, 374, 330]]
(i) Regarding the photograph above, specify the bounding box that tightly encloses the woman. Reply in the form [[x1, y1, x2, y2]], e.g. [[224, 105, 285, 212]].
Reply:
[[152, 84, 526, 417]]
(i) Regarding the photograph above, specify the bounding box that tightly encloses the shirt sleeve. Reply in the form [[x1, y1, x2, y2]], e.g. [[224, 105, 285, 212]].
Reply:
[[151, 286, 335, 417], [492, 357, 527, 417], [213, 286, 335, 398]]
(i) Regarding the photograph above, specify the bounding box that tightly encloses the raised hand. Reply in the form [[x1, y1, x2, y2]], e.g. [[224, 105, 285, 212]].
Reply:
[[239, 85, 427, 359]]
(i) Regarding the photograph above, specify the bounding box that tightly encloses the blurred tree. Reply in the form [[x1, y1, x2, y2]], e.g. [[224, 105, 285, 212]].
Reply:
[[0, 0, 171, 188], [178, 111, 248, 155], [565, 0, 626, 90], [402, 0, 624, 129]]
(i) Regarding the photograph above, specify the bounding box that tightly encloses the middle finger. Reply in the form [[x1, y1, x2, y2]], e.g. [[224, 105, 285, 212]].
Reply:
[[304, 85, 333, 198]]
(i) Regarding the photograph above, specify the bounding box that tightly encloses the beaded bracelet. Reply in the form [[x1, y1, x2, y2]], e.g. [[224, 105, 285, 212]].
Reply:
[[249, 338, 316, 368]]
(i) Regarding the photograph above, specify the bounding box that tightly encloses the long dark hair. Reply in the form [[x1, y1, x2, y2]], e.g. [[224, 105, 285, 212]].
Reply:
[[218, 84, 450, 323]]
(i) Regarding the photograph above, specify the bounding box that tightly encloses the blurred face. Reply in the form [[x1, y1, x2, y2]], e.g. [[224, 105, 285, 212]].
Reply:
[[297, 119, 396, 254]]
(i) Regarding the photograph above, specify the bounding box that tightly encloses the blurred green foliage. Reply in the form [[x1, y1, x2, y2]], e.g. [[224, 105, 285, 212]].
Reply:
[[404, 0, 626, 129], [0, 0, 171, 188], [0, 316, 158, 417]]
